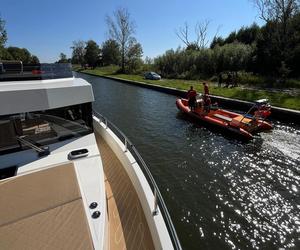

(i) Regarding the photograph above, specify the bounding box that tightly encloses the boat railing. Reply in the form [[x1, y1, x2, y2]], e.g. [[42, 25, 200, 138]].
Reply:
[[93, 110, 182, 250]]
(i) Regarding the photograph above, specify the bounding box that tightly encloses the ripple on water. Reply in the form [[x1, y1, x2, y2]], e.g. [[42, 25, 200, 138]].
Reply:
[[77, 73, 300, 250]]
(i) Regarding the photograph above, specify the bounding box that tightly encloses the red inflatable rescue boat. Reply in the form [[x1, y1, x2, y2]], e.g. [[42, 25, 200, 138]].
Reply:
[[176, 97, 272, 140]]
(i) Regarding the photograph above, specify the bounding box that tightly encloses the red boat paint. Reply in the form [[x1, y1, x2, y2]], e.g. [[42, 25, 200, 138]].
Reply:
[[176, 98, 272, 140]]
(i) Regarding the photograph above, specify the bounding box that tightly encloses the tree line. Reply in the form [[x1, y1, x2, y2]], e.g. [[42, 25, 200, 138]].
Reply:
[[70, 8, 143, 73], [2, 1, 300, 83], [70, 1, 300, 83], [0, 16, 39, 64], [155, 0, 300, 81]]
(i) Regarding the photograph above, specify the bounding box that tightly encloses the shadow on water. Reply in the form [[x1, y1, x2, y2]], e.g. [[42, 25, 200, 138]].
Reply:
[[75, 72, 300, 250]]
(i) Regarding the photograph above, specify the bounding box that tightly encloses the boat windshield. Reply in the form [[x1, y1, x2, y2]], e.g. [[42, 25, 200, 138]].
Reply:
[[0, 62, 73, 81], [0, 103, 93, 155]]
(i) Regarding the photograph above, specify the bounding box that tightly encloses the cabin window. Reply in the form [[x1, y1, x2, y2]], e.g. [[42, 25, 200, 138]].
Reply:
[[0, 102, 93, 155]]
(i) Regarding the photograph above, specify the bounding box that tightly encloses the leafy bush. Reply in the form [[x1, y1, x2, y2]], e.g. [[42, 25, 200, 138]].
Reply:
[[154, 43, 253, 80]]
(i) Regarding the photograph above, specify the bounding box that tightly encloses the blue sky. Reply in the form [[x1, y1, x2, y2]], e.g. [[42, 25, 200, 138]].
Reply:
[[2, 0, 263, 62]]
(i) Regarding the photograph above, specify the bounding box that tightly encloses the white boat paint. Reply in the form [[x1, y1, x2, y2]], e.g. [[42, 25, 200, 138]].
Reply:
[[0, 77, 94, 115], [93, 116, 174, 250]]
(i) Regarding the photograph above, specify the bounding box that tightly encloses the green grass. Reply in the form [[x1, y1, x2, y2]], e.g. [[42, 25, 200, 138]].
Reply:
[[71, 64, 82, 71], [210, 87, 300, 110], [84, 65, 120, 75], [76, 66, 300, 110], [237, 72, 300, 89]]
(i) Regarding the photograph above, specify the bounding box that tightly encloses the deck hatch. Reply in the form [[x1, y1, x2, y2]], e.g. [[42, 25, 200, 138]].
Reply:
[[0, 163, 93, 249]]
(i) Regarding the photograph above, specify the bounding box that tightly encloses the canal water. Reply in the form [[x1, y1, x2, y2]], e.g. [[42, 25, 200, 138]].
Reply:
[[76, 73, 300, 250]]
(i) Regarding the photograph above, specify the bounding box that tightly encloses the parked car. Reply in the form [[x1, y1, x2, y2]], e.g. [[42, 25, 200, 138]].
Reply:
[[144, 72, 161, 80]]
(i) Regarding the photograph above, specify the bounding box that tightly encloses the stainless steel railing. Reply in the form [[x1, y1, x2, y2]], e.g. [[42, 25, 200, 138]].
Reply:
[[93, 110, 182, 250]]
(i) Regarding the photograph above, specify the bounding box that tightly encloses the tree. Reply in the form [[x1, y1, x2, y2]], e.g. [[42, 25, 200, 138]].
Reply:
[[102, 39, 121, 65], [126, 40, 143, 73], [210, 36, 225, 48], [176, 20, 211, 50], [252, 0, 300, 75], [252, 1, 299, 57], [2, 46, 39, 63], [30, 55, 39, 64], [106, 7, 136, 72], [175, 22, 191, 47], [0, 16, 7, 47], [286, 12, 300, 75], [255, 22, 282, 74], [144, 56, 153, 65], [195, 20, 210, 49], [84, 40, 100, 69], [224, 31, 237, 44], [235, 23, 260, 44], [0, 17, 40, 63], [57, 53, 68, 63], [7, 47, 32, 63], [211, 23, 260, 48], [252, 0, 299, 47], [252, 0, 299, 22], [71, 40, 86, 67], [0, 47, 12, 60]]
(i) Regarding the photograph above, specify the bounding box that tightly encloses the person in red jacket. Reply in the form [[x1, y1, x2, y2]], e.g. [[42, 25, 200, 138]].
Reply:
[[203, 82, 209, 95], [187, 86, 197, 111]]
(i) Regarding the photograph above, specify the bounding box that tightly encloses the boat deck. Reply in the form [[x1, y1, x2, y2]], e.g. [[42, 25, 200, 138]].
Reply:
[[96, 133, 155, 250], [0, 163, 93, 250]]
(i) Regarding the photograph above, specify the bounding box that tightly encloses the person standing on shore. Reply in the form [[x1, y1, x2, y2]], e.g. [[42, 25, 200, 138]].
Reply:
[[218, 73, 223, 87], [225, 72, 232, 88]]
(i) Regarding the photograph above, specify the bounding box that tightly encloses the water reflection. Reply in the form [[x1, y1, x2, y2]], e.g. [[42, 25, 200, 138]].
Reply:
[[181, 121, 300, 249], [76, 73, 300, 250]]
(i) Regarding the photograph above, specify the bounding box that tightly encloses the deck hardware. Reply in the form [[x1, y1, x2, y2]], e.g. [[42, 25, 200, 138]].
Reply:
[[153, 189, 158, 216], [89, 202, 98, 209], [105, 119, 108, 129], [17, 137, 50, 157], [92, 211, 101, 219], [68, 148, 89, 160]]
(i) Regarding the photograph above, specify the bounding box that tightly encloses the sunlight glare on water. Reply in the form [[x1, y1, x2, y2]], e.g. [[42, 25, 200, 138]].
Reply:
[[76, 73, 300, 250]]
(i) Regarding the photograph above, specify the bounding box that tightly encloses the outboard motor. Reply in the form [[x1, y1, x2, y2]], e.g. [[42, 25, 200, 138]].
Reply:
[[253, 99, 271, 120]]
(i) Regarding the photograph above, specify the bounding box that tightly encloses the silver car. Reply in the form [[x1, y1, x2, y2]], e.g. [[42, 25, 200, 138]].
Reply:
[[144, 72, 161, 80]]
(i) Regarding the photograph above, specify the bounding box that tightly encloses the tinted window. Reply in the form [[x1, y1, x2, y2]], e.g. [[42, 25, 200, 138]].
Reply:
[[0, 62, 73, 81], [0, 103, 93, 155]]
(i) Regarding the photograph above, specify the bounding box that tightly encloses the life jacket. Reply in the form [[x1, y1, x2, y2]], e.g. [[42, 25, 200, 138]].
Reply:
[[204, 95, 211, 105], [254, 105, 271, 119], [187, 90, 197, 99], [254, 109, 271, 119], [204, 85, 209, 95]]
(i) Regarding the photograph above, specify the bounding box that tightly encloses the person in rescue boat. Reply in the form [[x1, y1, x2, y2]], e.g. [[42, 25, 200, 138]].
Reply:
[[187, 86, 197, 111], [203, 82, 209, 95]]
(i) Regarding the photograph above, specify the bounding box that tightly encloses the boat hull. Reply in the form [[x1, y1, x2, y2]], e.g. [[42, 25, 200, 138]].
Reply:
[[176, 98, 272, 140], [93, 116, 177, 249]]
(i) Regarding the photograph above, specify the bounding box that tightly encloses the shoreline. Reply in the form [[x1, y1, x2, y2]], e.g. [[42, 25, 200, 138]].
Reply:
[[76, 71, 300, 123]]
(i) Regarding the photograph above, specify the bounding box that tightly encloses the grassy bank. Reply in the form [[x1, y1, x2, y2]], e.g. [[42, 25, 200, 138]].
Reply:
[[76, 66, 300, 110]]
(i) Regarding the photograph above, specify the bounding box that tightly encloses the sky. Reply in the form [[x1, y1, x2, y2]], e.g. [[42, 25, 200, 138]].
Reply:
[[1, 0, 264, 62]]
